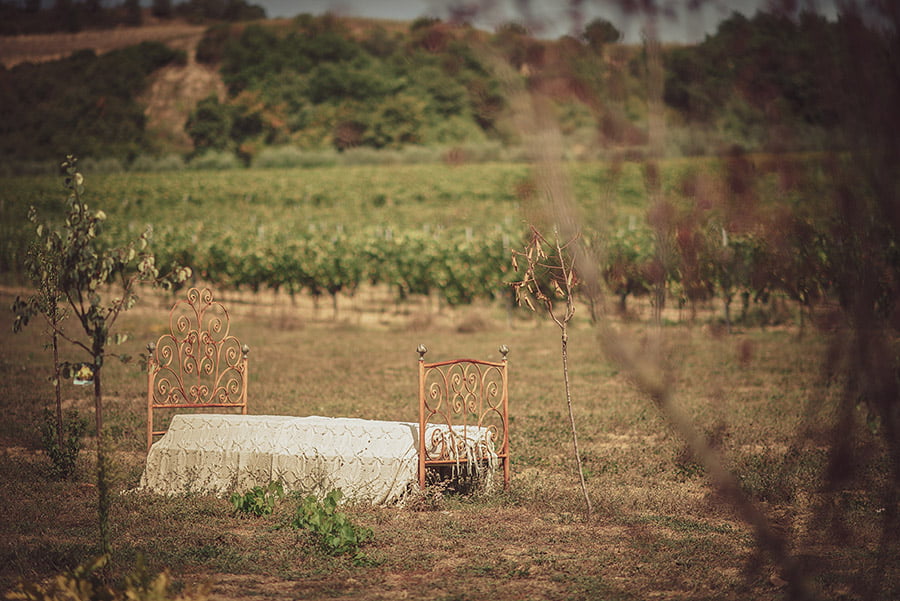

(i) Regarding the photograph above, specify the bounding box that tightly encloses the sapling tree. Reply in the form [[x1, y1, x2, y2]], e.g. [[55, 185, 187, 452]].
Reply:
[[512, 225, 592, 517], [12, 155, 191, 555], [13, 227, 78, 478]]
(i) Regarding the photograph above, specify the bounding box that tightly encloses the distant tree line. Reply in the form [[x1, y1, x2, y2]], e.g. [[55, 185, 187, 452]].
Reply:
[[663, 10, 852, 151], [0, 0, 265, 35], [185, 14, 505, 161]]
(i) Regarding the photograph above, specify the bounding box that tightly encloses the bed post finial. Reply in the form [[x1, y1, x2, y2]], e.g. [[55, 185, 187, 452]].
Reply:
[[147, 341, 156, 353], [242, 344, 250, 359], [417, 344, 427, 361], [499, 344, 509, 361]]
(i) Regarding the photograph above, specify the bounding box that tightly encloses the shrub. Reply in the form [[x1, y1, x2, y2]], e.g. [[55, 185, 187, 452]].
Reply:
[[5, 554, 210, 601], [38, 407, 87, 480]]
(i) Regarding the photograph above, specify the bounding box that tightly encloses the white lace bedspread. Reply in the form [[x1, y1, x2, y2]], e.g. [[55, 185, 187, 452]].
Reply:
[[137, 414, 494, 504]]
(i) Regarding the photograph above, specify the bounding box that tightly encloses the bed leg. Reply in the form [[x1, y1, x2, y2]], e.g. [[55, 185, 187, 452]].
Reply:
[[417, 344, 427, 490]]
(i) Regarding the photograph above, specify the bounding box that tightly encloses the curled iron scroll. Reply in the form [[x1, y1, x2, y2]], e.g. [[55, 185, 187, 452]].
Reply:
[[421, 360, 506, 458], [150, 288, 245, 406]]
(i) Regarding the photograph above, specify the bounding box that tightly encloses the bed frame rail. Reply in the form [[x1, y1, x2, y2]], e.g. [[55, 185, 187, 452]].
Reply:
[[417, 344, 510, 489], [146, 287, 249, 451]]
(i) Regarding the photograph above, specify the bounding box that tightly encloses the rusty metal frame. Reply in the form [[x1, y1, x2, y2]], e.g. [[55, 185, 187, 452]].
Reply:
[[417, 344, 510, 490], [146, 287, 249, 451]]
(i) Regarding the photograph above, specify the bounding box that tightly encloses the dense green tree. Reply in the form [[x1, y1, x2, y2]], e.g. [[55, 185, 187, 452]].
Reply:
[[306, 60, 396, 104], [362, 26, 401, 58], [364, 94, 427, 148], [219, 24, 281, 93], [174, 0, 265, 22], [186, 95, 234, 152], [152, 0, 173, 19], [663, 10, 842, 135], [582, 17, 621, 53]]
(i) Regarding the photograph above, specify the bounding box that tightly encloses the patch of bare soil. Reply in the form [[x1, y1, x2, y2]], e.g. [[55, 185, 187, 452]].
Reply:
[[138, 40, 226, 153]]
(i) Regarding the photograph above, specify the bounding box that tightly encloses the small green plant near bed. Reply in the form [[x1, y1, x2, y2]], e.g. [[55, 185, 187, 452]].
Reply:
[[5, 554, 210, 601], [38, 407, 86, 480], [291, 489, 373, 558], [229, 481, 284, 517]]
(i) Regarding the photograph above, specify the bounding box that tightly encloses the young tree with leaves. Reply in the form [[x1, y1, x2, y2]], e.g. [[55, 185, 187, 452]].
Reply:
[[13, 156, 191, 555]]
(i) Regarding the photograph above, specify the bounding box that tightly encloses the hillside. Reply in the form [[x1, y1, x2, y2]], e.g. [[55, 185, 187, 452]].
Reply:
[[0, 21, 205, 68], [0, 20, 221, 154], [0, 9, 892, 166]]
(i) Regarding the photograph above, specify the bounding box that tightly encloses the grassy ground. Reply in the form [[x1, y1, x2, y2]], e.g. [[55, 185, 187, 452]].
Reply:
[[0, 284, 894, 600]]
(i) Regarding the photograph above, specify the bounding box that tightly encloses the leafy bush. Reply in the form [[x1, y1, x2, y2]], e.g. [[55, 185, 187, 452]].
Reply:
[[229, 481, 284, 517], [38, 408, 87, 481], [291, 489, 372, 557], [185, 96, 235, 154]]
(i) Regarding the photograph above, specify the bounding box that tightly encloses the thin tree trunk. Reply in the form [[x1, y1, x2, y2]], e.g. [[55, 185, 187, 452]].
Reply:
[[93, 366, 110, 556], [52, 327, 63, 452], [561, 327, 592, 518]]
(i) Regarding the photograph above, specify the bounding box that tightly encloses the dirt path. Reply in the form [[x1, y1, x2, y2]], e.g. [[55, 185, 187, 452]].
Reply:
[[0, 22, 207, 68], [136, 28, 227, 153]]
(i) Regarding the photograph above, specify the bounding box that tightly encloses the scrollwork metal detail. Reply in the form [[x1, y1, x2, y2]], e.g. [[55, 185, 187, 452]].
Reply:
[[420, 356, 508, 464], [148, 288, 249, 418]]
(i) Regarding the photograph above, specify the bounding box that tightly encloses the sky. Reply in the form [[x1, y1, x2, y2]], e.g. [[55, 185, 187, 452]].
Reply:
[[255, 0, 840, 43]]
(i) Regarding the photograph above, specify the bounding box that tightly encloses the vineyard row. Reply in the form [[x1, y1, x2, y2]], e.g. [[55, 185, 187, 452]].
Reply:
[[130, 218, 834, 326]]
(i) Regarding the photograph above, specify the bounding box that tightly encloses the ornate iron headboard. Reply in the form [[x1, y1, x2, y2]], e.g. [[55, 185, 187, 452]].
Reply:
[[146, 288, 249, 451], [417, 344, 510, 489]]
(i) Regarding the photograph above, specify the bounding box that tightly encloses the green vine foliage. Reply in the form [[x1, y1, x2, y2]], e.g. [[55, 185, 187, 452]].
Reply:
[[291, 489, 373, 558], [37, 407, 87, 480], [229, 481, 284, 517]]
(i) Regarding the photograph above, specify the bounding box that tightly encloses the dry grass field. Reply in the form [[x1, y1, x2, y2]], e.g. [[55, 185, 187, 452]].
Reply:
[[0, 282, 893, 600]]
